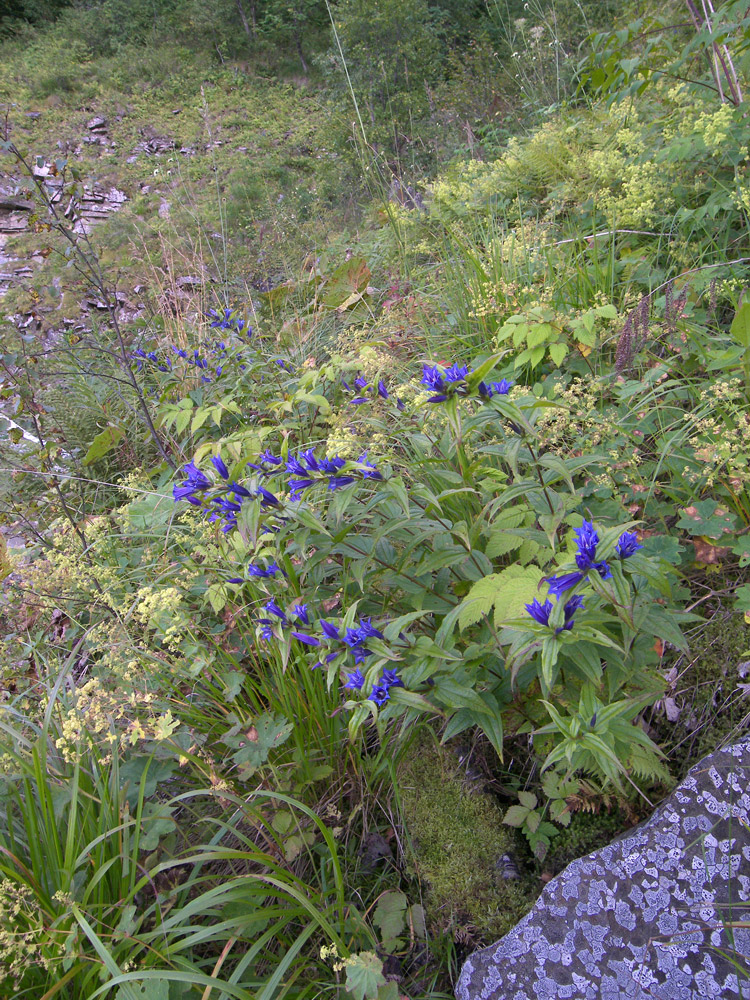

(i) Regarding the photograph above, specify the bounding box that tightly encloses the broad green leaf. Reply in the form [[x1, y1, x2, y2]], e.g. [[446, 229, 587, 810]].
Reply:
[[83, 425, 124, 465], [548, 342, 568, 366], [323, 256, 371, 308], [491, 566, 545, 625], [373, 890, 407, 944], [730, 300, 750, 347], [503, 805, 531, 827], [344, 952, 386, 1000], [229, 713, 293, 772]]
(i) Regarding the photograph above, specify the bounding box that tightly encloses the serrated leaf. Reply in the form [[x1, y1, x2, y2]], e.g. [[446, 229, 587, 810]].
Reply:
[[503, 804, 530, 827], [485, 531, 525, 558], [492, 566, 545, 625], [517, 790, 537, 809], [344, 951, 386, 1000], [323, 256, 371, 308], [373, 890, 407, 943], [407, 903, 426, 940], [548, 342, 568, 366], [229, 712, 292, 770]]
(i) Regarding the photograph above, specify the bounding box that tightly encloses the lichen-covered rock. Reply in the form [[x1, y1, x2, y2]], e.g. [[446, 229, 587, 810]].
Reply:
[[456, 743, 750, 1000]]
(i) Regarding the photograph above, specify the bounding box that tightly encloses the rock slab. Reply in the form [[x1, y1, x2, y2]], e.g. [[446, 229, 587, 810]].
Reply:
[[456, 743, 750, 999]]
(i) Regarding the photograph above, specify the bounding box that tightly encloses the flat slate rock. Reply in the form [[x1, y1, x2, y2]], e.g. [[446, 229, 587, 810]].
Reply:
[[456, 743, 750, 1000]]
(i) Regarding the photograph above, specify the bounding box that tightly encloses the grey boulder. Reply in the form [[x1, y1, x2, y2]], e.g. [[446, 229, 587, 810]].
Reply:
[[456, 742, 750, 999]]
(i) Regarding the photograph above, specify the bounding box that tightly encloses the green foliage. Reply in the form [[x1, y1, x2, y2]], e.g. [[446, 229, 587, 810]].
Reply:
[[2, 0, 750, 992]]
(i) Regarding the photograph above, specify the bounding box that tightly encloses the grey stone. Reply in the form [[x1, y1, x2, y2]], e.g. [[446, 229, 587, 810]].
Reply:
[[456, 743, 750, 1000]]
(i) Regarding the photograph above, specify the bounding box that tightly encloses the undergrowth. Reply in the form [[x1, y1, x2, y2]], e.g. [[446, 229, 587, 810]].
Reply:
[[1, 1, 750, 997]]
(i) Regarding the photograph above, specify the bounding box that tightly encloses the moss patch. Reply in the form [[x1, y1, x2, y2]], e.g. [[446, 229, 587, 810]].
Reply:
[[398, 733, 540, 944]]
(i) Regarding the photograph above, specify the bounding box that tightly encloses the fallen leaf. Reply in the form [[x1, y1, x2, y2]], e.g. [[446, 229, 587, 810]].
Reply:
[[691, 537, 731, 564]]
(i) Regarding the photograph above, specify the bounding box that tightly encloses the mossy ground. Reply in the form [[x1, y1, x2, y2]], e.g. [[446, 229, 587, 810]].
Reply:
[[397, 731, 539, 946]]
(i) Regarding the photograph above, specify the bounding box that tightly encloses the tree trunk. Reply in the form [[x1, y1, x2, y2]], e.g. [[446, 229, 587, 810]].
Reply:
[[295, 32, 309, 74], [236, 0, 255, 40]]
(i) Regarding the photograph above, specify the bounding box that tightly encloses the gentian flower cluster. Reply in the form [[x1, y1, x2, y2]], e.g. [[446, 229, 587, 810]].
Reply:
[[133, 336, 251, 384], [253, 602, 404, 706], [207, 308, 249, 334], [530, 523, 644, 630], [545, 520, 612, 598], [421, 362, 470, 402], [173, 447, 384, 532], [525, 595, 584, 633], [615, 531, 642, 558], [172, 454, 282, 533], [420, 362, 514, 404], [341, 375, 405, 411], [257, 447, 383, 502], [478, 378, 514, 399]]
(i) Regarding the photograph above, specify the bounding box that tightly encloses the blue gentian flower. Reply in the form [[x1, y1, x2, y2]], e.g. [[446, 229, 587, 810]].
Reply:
[[247, 562, 284, 579], [320, 620, 340, 640], [343, 626, 365, 648], [293, 603, 309, 625], [357, 618, 384, 640], [616, 531, 642, 558], [381, 668, 403, 689], [526, 598, 554, 626], [291, 632, 321, 646], [573, 520, 612, 579], [354, 375, 368, 389], [260, 450, 282, 466], [288, 477, 315, 498], [319, 456, 346, 474], [545, 571, 585, 598], [357, 453, 383, 480], [444, 363, 469, 383], [525, 596, 584, 632], [343, 669, 365, 691], [350, 396, 369, 405], [421, 364, 446, 396], [377, 380, 389, 399], [256, 486, 280, 507], [301, 449, 320, 471], [370, 684, 390, 707], [265, 600, 287, 623], [574, 521, 600, 570], [212, 455, 230, 480], [327, 476, 356, 491], [173, 461, 212, 503], [286, 456, 307, 475], [479, 379, 514, 398]]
